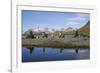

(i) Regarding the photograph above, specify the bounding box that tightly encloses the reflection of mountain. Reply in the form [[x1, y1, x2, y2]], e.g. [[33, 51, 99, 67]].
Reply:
[[79, 21, 90, 35]]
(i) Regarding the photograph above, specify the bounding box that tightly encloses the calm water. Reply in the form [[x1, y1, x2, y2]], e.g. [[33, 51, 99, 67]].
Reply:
[[22, 46, 90, 62]]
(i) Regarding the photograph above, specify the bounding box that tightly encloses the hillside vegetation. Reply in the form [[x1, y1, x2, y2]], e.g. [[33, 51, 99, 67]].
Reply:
[[79, 21, 90, 36]]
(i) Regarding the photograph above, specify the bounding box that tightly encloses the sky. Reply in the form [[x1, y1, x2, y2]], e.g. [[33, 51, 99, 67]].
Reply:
[[22, 10, 90, 32]]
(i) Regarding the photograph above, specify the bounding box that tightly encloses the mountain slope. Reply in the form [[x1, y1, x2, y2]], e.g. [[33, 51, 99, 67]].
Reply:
[[79, 21, 90, 36]]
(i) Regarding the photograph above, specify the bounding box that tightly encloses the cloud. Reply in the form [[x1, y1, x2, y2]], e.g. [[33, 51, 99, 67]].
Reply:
[[66, 22, 79, 25], [66, 13, 89, 27], [66, 13, 89, 21], [76, 13, 89, 17], [67, 17, 86, 21]]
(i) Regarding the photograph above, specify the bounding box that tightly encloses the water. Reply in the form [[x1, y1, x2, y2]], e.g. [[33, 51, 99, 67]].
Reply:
[[22, 46, 90, 62]]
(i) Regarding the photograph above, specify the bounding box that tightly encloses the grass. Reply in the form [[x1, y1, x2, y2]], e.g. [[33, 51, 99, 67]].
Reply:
[[22, 38, 90, 48]]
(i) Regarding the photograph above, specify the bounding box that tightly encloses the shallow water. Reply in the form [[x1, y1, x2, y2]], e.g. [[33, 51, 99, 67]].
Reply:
[[22, 47, 90, 62]]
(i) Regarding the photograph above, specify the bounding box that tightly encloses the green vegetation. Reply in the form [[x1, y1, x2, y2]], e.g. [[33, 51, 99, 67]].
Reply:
[[22, 38, 89, 48], [26, 30, 35, 39], [74, 30, 79, 37], [79, 21, 90, 36]]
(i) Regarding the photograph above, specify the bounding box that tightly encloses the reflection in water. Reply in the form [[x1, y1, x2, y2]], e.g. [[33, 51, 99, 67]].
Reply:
[[25, 47, 80, 54], [25, 46, 34, 54], [22, 47, 90, 62], [43, 47, 45, 52], [75, 48, 79, 54], [60, 48, 64, 53]]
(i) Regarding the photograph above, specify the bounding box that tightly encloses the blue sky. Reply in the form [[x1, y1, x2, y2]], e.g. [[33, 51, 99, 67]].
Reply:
[[22, 10, 90, 32]]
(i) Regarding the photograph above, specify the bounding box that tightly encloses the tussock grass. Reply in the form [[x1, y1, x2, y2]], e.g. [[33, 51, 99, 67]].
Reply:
[[22, 38, 89, 48]]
